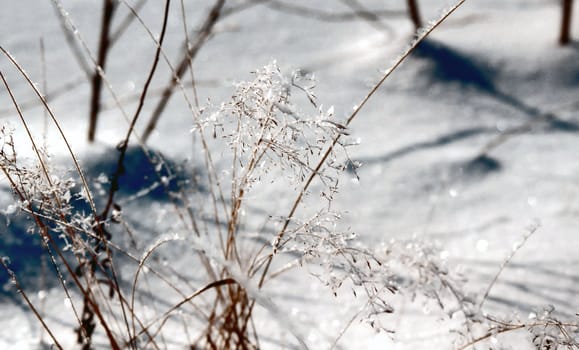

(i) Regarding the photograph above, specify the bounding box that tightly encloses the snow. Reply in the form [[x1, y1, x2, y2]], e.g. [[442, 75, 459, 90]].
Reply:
[[1, 0, 579, 349]]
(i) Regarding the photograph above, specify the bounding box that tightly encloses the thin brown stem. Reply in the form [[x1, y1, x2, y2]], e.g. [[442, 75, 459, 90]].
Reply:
[[129, 279, 237, 343], [243, 4, 468, 339], [110, 0, 148, 45], [142, 0, 226, 142], [478, 224, 539, 310], [338, 0, 395, 36], [560, 0, 574, 45], [49, 1, 93, 78], [88, 0, 117, 142], [101, 0, 172, 220], [179, 0, 201, 111], [0, 260, 64, 350], [407, 0, 423, 32], [261, 0, 467, 288]]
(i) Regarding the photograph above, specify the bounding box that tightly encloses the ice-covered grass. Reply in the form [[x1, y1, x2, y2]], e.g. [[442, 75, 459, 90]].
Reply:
[[1, 0, 579, 349]]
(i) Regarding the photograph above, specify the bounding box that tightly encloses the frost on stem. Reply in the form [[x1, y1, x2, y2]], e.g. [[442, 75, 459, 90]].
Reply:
[[194, 62, 349, 197], [189, 62, 492, 340], [527, 305, 579, 349], [193, 62, 407, 328], [0, 124, 92, 253]]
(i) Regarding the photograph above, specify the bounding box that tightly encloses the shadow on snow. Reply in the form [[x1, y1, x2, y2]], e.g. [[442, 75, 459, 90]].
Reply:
[[0, 146, 200, 297], [354, 39, 579, 181]]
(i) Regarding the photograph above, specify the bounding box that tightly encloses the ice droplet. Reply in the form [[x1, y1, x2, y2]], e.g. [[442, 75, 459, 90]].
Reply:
[[64, 297, 73, 309], [327, 105, 334, 117], [448, 188, 458, 197], [291, 307, 300, 316], [37, 290, 47, 300], [476, 239, 488, 253]]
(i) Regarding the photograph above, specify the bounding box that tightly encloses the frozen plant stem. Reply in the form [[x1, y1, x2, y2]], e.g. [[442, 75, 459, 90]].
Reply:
[[407, 0, 422, 32], [142, 0, 226, 142], [50, 1, 93, 79], [560, 0, 574, 45], [101, 0, 171, 220], [85, 0, 173, 337], [0, 260, 63, 349], [478, 224, 539, 310], [3, 0, 170, 345], [110, 0, 148, 45], [337, 0, 394, 35], [0, 65, 122, 350], [257, 0, 467, 289], [88, 0, 117, 142]]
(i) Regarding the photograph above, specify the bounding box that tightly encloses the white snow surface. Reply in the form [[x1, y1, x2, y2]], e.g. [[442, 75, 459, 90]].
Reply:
[[1, 0, 579, 349]]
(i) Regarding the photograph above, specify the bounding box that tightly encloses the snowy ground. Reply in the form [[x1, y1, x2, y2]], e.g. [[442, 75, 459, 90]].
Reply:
[[1, 0, 579, 349]]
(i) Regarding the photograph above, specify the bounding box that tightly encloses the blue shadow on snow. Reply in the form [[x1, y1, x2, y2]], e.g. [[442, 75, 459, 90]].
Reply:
[[0, 146, 199, 296]]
